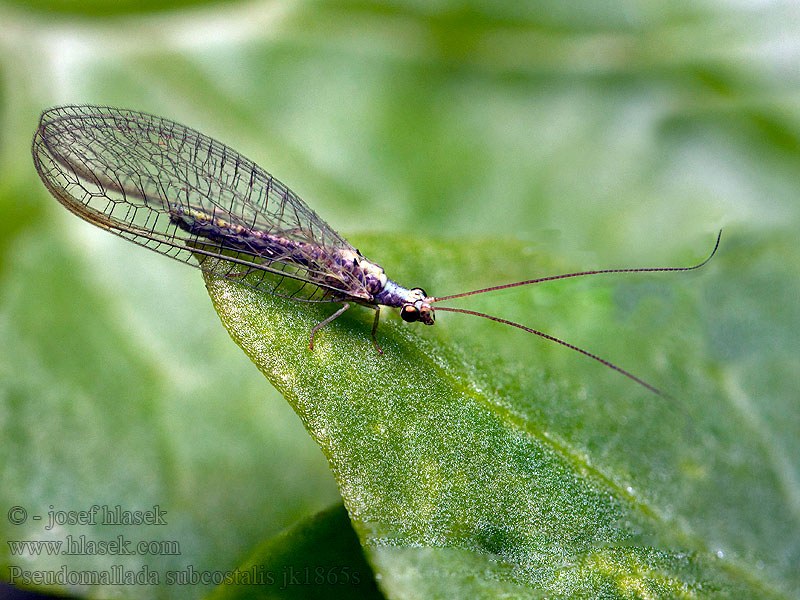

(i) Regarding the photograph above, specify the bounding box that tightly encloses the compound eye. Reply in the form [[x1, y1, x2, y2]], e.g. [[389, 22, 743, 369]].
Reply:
[[400, 305, 420, 322], [412, 287, 428, 298]]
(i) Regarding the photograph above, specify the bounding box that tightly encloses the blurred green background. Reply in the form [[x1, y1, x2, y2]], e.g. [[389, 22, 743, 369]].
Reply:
[[0, 0, 798, 598]]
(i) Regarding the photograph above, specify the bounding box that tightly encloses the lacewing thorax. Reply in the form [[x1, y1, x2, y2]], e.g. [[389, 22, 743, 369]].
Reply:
[[33, 105, 721, 396]]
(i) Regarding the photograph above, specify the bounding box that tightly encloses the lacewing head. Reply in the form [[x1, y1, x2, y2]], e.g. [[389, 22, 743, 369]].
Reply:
[[398, 287, 435, 325]]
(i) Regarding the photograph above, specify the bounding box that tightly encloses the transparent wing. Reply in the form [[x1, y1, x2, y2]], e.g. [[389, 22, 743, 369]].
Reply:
[[32, 105, 370, 303]]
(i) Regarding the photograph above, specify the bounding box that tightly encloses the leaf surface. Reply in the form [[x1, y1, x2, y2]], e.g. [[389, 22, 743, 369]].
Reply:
[[205, 232, 791, 599]]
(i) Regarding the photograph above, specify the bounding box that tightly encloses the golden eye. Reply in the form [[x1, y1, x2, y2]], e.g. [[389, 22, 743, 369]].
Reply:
[[400, 305, 420, 322]]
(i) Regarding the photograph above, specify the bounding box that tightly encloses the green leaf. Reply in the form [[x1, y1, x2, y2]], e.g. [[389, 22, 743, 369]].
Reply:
[[205, 231, 791, 599], [208, 503, 383, 600]]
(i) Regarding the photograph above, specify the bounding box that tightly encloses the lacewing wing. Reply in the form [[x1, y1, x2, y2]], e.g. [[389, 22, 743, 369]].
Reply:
[[33, 105, 720, 395]]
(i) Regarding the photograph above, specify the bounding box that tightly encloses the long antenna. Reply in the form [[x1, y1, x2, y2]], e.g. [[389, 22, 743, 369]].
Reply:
[[430, 230, 721, 304], [434, 306, 664, 395]]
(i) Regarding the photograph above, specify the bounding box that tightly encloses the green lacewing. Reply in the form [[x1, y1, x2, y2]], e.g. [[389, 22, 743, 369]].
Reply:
[[33, 105, 720, 395]]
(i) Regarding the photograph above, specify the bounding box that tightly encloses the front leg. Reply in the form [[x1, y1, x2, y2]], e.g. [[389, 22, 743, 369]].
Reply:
[[309, 302, 351, 350], [370, 306, 383, 355]]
